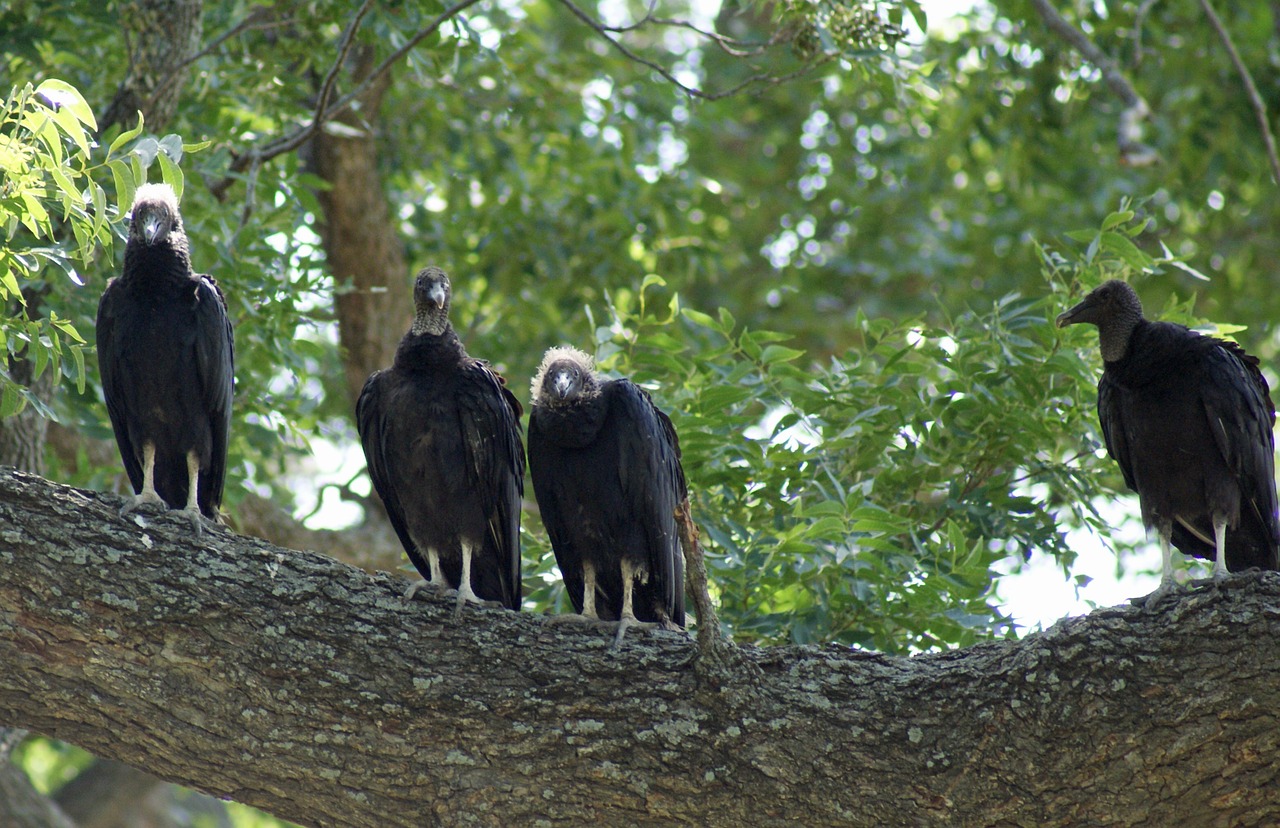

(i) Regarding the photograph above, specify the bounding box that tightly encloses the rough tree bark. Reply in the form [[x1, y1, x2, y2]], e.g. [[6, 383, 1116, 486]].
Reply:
[[307, 45, 411, 413], [2, 467, 1278, 827]]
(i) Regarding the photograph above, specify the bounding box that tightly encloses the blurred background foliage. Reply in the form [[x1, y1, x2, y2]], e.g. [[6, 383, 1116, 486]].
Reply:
[[3, 0, 1280, 822]]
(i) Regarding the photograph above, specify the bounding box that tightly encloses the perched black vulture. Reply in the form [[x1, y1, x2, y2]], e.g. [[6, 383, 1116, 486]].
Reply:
[[528, 347, 686, 641], [356, 266, 523, 614], [96, 183, 234, 532], [1057, 279, 1280, 599]]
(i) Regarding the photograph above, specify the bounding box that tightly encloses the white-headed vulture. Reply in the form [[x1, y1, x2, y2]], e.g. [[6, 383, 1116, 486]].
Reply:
[[96, 183, 234, 533], [528, 347, 686, 640], [356, 266, 523, 614], [1057, 279, 1280, 600]]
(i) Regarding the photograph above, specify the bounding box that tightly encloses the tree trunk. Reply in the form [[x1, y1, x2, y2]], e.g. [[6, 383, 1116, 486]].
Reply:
[[1, 467, 1277, 827], [307, 45, 411, 411]]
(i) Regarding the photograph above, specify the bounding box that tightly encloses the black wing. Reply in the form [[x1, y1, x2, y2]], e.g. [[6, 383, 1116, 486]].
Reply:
[[96, 278, 145, 494], [193, 274, 235, 513], [610, 381, 686, 626], [456, 359, 525, 610], [1197, 341, 1280, 568], [1096, 372, 1137, 493], [527, 413, 585, 614], [355, 370, 427, 577]]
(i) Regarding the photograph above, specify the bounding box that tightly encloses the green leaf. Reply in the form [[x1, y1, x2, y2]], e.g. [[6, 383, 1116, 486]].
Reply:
[[158, 134, 184, 165], [70, 344, 86, 393], [1099, 232, 1153, 272], [133, 137, 160, 169], [0, 380, 25, 418], [682, 307, 716, 329], [1100, 210, 1134, 231], [157, 150, 184, 201], [760, 344, 805, 365], [109, 158, 137, 215], [108, 111, 146, 157], [34, 79, 97, 130]]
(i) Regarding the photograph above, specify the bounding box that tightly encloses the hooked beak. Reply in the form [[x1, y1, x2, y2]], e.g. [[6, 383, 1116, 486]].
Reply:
[[427, 282, 447, 309], [141, 213, 165, 246], [553, 371, 574, 399], [1055, 296, 1094, 328]]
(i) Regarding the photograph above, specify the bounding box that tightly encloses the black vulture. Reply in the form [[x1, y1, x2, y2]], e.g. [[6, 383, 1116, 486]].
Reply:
[[1057, 279, 1280, 599], [528, 347, 686, 642], [356, 266, 523, 615], [96, 183, 234, 533]]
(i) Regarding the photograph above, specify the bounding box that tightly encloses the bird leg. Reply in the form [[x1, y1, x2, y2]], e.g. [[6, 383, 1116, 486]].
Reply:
[[1212, 515, 1229, 580], [1137, 525, 1177, 608], [451, 542, 495, 620], [612, 559, 657, 649], [119, 443, 167, 517], [179, 450, 205, 537], [580, 560, 600, 620], [404, 548, 451, 600], [546, 561, 614, 629]]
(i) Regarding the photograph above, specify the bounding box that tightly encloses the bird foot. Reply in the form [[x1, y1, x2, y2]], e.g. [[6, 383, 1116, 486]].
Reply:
[[612, 616, 658, 649], [450, 587, 503, 621], [176, 506, 207, 537], [119, 490, 167, 519], [403, 579, 450, 601], [1131, 579, 1177, 610]]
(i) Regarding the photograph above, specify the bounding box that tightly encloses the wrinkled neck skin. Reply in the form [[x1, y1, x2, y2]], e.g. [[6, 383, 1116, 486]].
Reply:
[[1098, 312, 1141, 363], [410, 303, 449, 337]]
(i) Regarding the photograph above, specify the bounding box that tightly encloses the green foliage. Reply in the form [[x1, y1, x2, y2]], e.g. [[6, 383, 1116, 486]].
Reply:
[[554, 273, 1102, 652], [0, 81, 103, 416]]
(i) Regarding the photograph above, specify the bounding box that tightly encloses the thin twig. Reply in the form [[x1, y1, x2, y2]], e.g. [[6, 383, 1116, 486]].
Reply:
[[1026, 0, 1144, 108], [1025, 0, 1155, 164], [557, 0, 822, 101], [1199, 0, 1280, 185], [313, 0, 376, 134], [145, 8, 294, 130], [210, 0, 485, 200]]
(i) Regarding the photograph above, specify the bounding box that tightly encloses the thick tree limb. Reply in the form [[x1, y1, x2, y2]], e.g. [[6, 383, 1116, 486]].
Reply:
[[2, 467, 1279, 827]]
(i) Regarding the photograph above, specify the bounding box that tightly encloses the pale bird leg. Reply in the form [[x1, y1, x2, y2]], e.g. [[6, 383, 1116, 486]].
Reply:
[[452, 543, 484, 620], [181, 450, 204, 536], [581, 559, 599, 620], [1213, 515, 1229, 579], [120, 443, 166, 517], [613, 558, 650, 648], [1141, 527, 1176, 607]]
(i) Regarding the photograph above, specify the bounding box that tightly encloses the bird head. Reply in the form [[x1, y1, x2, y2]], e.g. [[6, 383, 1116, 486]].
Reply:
[[128, 183, 183, 248], [410, 266, 452, 335], [1056, 280, 1144, 362], [532, 346, 599, 406]]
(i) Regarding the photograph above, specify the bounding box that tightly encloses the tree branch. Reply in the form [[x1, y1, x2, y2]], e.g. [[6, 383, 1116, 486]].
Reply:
[[209, 0, 485, 201], [3, 468, 1280, 826], [1024, 0, 1158, 165], [1198, 0, 1280, 185], [554, 0, 823, 101]]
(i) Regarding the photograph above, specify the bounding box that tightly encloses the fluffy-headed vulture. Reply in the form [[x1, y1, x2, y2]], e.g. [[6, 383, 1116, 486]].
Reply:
[[528, 347, 686, 640], [96, 183, 234, 533], [356, 266, 523, 614], [1057, 279, 1280, 600]]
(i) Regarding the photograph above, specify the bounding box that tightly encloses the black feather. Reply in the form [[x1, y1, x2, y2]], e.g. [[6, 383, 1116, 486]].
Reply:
[[1058, 280, 1279, 572], [356, 267, 523, 609], [528, 347, 686, 626], [96, 183, 234, 518]]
